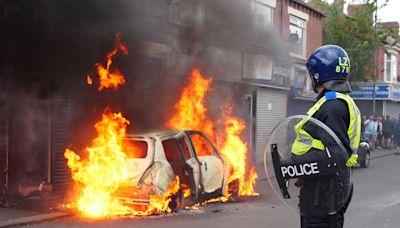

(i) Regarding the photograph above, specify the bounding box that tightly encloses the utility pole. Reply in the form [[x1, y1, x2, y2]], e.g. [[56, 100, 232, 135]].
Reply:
[[373, 0, 378, 116]]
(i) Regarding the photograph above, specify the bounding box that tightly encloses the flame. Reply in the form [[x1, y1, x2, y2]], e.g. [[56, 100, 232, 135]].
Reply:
[[64, 111, 131, 218], [87, 75, 93, 85], [167, 68, 258, 199], [145, 176, 180, 215], [166, 68, 215, 141], [88, 33, 128, 91], [219, 115, 259, 196]]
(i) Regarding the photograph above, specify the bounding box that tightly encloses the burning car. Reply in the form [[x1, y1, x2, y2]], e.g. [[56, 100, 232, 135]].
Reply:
[[116, 130, 231, 209]]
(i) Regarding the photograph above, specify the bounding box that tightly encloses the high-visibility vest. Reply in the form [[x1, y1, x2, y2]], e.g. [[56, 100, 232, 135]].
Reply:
[[292, 91, 361, 156]]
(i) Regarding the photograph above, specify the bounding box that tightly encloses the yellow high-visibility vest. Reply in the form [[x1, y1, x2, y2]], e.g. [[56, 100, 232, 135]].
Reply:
[[292, 91, 361, 156]]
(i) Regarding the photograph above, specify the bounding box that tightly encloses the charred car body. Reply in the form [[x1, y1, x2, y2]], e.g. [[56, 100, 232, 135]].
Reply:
[[116, 130, 231, 208]]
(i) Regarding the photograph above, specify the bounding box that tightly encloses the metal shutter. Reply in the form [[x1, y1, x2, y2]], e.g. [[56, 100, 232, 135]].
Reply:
[[255, 87, 287, 165], [51, 87, 77, 194], [354, 100, 384, 117], [287, 98, 313, 116], [384, 101, 400, 117]]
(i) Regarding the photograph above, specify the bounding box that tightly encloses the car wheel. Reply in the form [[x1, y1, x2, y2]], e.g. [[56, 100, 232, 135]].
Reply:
[[169, 188, 183, 212], [228, 179, 239, 201]]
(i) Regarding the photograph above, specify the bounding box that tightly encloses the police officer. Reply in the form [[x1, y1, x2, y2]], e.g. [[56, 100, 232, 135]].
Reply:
[[291, 45, 361, 228]]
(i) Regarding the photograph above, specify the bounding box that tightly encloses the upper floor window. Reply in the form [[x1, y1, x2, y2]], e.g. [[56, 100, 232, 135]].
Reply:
[[169, 0, 205, 28], [289, 15, 306, 57], [385, 53, 398, 83], [255, 1, 274, 41]]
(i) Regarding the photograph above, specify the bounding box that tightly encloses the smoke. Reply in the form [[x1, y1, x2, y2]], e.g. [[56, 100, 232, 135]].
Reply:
[[1, 0, 289, 192]]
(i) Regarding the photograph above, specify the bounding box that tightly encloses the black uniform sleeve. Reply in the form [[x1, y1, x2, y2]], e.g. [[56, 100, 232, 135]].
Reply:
[[306, 99, 351, 157]]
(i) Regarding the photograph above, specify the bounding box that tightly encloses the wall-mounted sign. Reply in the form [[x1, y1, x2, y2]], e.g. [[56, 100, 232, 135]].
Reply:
[[351, 85, 390, 100], [391, 85, 400, 100]]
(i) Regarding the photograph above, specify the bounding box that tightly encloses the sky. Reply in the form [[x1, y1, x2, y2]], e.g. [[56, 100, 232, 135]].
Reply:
[[323, 0, 400, 24]]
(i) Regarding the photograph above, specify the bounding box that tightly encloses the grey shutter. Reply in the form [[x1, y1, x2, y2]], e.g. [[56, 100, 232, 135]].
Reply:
[[255, 88, 288, 165], [51, 87, 77, 194]]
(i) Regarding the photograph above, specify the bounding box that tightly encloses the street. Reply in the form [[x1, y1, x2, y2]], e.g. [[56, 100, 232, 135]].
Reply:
[[22, 150, 400, 228]]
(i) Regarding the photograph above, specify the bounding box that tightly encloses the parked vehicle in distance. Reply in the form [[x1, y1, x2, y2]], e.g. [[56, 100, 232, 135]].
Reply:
[[116, 130, 232, 209]]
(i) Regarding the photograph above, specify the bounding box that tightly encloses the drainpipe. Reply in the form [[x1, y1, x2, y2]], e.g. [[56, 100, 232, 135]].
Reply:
[[280, 0, 285, 36], [47, 100, 52, 184], [4, 86, 10, 197], [373, 0, 378, 116]]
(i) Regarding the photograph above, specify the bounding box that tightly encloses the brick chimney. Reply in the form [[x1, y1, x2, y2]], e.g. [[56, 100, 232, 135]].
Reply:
[[378, 22, 400, 37]]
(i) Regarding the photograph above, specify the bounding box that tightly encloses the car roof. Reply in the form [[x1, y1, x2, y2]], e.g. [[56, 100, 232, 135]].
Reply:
[[125, 129, 184, 140]]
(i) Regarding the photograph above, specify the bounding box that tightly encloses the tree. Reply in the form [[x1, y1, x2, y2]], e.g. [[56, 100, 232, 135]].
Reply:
[[311, 0, 394, 81]]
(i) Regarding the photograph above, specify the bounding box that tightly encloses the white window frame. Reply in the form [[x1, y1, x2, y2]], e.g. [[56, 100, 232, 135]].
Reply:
[[252, 0, 275, 43], [288, 7, 308, 60], [384, 51, 398, 83]]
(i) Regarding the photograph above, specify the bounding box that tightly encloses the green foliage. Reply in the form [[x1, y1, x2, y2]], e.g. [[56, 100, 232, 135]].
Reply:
[[312, 0, 393, 81]]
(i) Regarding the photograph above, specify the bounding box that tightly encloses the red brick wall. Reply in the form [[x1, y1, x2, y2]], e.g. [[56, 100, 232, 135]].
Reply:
[[306, 12, 323, 57], [275, 0, 290, 38]]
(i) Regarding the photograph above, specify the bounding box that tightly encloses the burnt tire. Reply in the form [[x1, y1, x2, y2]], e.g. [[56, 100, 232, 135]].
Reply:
[[228, 179, 240, 201], [169, 188, 183, 212], [358, 146, 370, 168]]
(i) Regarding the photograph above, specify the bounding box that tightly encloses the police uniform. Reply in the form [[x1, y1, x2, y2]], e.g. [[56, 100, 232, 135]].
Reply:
[[289, 45, 361, 228]]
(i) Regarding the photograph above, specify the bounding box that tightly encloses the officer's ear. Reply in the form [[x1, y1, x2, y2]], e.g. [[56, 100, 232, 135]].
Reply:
[[315, 85, 324, 94]]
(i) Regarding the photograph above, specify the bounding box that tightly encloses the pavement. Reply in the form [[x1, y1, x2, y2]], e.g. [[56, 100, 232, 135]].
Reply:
[[0, 147, 398, 228]]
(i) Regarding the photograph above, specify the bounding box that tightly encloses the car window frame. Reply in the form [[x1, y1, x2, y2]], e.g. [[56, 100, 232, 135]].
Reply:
[[185, 130, 219, 157]]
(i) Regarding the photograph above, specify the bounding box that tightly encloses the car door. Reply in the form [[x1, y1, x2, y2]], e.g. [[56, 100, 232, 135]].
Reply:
[[162, 137, 198, 199], [186, 131, 225, 194]]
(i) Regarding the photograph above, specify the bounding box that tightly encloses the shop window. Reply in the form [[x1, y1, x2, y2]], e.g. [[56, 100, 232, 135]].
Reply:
[[291, 66, 307, 89], [169, 0, 205, 28], [289, 15, 307, 57]]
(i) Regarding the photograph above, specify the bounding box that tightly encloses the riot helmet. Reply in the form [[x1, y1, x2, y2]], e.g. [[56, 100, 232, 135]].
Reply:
[[306, 45, 352, 93]]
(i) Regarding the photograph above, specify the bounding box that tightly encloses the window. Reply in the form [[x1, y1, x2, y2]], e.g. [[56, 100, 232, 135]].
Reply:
[[243, 54, 273, 80], [289, 15, 306, 57], [385, 53, 398, 82], [123, 140, 148, 158], [162, 139, 186, 173], [189, 133, 214, 156], [255, 1, 274, 41], [179, 137, 192, 160], [291, 66, 307, 89], [169, 0, 205, 28]]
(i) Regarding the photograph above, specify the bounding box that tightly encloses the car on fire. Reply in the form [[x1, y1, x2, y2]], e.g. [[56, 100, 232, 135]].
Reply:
[[116, 130, 233, 209]]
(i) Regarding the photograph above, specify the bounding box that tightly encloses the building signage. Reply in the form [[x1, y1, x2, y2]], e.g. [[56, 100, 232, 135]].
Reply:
[[351, 85, 390, 100], [391, 85, 400, 101]]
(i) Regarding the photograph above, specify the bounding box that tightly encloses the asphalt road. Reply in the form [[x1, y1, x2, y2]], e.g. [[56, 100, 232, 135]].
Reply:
[[24, 150, 400, 228]]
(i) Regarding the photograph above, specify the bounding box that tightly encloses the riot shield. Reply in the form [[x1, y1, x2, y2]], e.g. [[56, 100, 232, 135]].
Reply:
[[264, 115, 352, 215]]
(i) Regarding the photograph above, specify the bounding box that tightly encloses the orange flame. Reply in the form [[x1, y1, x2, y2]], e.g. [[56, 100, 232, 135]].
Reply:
[[65, 111, 182, 217], [167, 68, 258, 199], [88, 33, 128, 91], [219, 116, 259, 196], [64, 111, 131, 218], [166, 68, 215, 141]]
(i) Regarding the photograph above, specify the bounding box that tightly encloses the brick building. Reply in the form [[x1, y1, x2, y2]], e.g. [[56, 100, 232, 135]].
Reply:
[[0, 0, 325, 200]]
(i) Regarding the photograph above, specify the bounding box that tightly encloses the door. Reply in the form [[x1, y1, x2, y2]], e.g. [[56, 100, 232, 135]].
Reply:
[[162, 137, 196, 199], [178, 135, 201, 199], [186, 131, 224, 194]]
